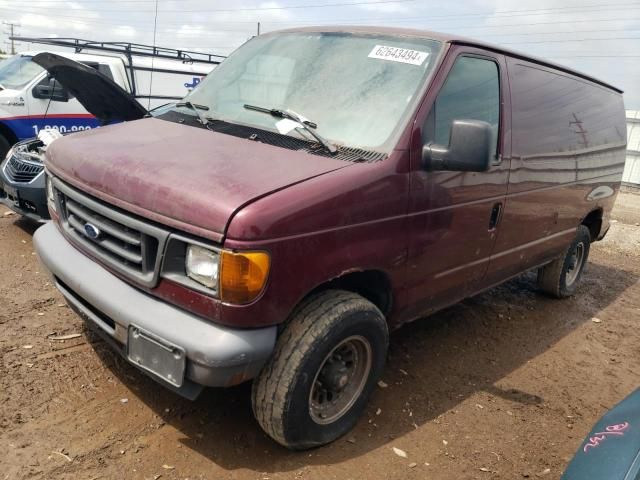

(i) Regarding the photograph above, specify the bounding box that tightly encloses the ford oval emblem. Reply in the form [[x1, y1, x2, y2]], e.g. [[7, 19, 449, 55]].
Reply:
[[83, 223, 101, 240]]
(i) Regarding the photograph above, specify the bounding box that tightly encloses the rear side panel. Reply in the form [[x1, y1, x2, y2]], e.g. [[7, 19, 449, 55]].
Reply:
[[486, 57, 626, 283]]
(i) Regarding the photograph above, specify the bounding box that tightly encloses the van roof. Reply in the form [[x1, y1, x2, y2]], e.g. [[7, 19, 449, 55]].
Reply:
[[276, 26, 623, 94]]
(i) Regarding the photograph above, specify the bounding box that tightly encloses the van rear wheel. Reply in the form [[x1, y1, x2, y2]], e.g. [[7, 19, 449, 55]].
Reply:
[[251, 290, 388, 450], [537, 225, 591, 298]]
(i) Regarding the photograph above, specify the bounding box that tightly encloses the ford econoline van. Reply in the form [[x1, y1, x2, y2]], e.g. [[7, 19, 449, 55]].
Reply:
[[33, 27, 627, 449]]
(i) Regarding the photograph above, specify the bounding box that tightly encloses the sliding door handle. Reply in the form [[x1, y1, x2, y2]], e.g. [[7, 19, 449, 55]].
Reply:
[[489, 202, 503, 230]]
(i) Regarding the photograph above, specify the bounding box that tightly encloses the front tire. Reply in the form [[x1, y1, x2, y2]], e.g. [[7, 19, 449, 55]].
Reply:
[[537, 225, 591, 298], [251, 290, 388, 450]]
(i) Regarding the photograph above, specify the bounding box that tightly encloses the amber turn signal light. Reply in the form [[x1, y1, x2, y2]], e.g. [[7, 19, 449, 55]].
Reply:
[[220, 251, 270, 304]]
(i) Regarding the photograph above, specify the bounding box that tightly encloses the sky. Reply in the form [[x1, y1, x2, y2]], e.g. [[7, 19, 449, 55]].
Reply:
[[0, 0, 639, 108]]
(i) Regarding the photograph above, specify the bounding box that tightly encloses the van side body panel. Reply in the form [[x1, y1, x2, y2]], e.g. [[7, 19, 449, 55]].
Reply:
[[485, 57, 626, 284]]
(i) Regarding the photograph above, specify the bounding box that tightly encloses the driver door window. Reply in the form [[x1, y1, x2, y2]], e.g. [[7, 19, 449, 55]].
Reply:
[[424, 56, 500, 158]]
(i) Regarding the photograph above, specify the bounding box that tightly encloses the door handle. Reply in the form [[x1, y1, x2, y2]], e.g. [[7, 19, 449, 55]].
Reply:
[[489, 202, 503, 230]]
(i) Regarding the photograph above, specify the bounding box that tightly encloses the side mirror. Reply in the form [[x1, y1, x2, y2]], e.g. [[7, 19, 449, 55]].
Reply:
[[32, 77, 69, 102], [422, 119, 493, 172]]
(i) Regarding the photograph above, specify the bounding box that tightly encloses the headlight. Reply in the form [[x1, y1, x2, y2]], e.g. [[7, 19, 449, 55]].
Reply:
[[186, 245, 219, 290], [178, 240, 270, 304], [46, 175, 56, 212]]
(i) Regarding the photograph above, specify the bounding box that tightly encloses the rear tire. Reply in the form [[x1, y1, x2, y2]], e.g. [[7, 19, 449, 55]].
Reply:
[[537, 225, 591, 298], [251, 290, 388, 450]]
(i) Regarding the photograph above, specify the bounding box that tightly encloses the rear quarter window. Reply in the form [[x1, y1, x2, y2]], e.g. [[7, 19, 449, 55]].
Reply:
[[510, 62, 626, 158]]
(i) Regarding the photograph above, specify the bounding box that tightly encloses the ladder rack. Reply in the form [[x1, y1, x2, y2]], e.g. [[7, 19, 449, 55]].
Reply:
[[10, 36, 226, 65]]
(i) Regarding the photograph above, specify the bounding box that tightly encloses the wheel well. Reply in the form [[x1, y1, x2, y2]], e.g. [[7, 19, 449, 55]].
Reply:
[[0, 122, 18, 146], [309, 270, 393, 316], [581, 209, 603, 241]]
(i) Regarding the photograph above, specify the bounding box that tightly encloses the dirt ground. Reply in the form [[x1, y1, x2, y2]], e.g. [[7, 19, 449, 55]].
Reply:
[[1, 192, 639, 480]]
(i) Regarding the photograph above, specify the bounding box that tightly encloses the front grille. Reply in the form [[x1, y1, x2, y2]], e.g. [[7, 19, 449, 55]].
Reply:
[[53, 177, 169, 288], [4, 154, 44, 182]]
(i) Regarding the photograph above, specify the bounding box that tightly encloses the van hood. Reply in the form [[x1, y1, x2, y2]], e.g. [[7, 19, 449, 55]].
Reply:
[[45, 118, 352, 242], [32, 52, 147, 122]]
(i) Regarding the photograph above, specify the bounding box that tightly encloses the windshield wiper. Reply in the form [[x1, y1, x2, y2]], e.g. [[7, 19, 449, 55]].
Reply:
[[175, 101, 210, 127], [244, 104, 337, 154]]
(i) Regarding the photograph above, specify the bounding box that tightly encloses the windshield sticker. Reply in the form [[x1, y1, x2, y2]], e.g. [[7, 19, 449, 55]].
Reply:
[[368, 45, 429, 66], [275, 118, 301, 135]]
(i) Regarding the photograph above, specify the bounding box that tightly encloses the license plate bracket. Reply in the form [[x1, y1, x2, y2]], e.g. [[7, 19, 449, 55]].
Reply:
[[127, 326, 186, 387]]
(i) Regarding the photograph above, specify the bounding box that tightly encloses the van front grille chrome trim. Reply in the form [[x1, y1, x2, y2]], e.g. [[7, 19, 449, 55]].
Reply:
[[52, 176, 169, 288]]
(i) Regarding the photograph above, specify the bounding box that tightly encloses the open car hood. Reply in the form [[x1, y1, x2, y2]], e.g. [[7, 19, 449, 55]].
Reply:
[[32, 52, 147, 123]]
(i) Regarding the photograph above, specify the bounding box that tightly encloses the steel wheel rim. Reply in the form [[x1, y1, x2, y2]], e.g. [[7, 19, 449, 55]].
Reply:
[[309, 335, 372, 425], [566, 241, 585, 286]]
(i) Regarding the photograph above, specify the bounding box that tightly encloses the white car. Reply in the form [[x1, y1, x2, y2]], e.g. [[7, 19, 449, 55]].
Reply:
[[0, 39, 223, 159], [0, 52, 177, 221]]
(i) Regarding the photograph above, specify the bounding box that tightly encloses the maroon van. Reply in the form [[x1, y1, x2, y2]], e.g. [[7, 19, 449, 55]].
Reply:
[[34, 27, 627, 449]]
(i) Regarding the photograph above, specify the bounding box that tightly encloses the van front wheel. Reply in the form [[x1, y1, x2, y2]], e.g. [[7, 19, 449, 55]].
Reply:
[[251, 290, 388, 450], [537, 225, 591, 298]]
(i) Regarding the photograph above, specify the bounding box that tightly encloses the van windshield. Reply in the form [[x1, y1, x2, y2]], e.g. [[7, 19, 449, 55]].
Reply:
[[181, 32, 442, 151], [0, 55, 44, 90]]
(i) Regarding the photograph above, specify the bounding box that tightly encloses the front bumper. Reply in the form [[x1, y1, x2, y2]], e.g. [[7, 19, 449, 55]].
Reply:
[[33, 222, 277, 398], [0, 169, 49, 222]]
